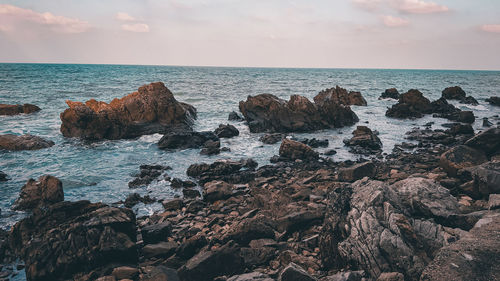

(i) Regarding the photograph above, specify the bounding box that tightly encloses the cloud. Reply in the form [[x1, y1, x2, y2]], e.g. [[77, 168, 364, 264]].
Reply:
[[480, 24, 500, 33], [382, 15, 409, 27], [352, 0, 383, 11], [121, 23, 150, 33], [0, 4, 90, 33], [115, 12, 136, 22], [396, 0, 449, 14]]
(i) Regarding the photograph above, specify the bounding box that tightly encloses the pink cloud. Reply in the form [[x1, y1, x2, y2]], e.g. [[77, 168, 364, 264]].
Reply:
[[397, 0, 449, 14], [382, 15, 409, 27], [0, 4, 90, 33], [121, 23, 150, 33], [352, 0, 383, 11], [115, 12, 136, 22], [481, 24, 500, 33]]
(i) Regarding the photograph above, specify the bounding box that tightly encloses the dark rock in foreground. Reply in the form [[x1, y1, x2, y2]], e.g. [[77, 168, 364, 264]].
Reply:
[[60, 82, 196, 140], [486, 96, 500, 106], [338, 161, 375, 182], [379, 88, 400, 100], [0, 103, 40, 116], [344, 126, 382, 154], [439, 145, 487, 177], [13, 175, 64, 211], [0, 134, 54, 151], [158, 131, 218, 150], [279, 139, 319, 161]]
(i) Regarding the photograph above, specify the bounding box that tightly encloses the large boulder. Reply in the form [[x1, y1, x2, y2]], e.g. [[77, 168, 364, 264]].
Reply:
[[465, 127, 500, 157], [343, 126, 382, 154], [9, 200, 137, 281], [315, 86, 367, 106], [239, 90, 358, 133], [0, 134, 54, 151], [13, 175, 64, 211], [442, 86, 466, 100], [214, 124, 239, 138], [0, 103, 40, 116], [279, 139, 319, 161], [420, 213, 500, 281], [319, 178, 462, 280], [158, 131, 218, 150], [439, 145, 487, 177], [60, 82, 196, 140], [386, 89, 432, 119]]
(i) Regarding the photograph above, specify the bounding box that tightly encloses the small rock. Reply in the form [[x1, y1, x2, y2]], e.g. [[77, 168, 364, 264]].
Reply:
[[338, 162, 376, 182], [486, 96, 500, 106], [162, 198, 184, 211], [200, 140, 221, 155], [379, 88, 400, 100], [112, 266, 139, 280], [439, 145, 487, 177], [488, 194, 500, 210], [279, 262, 317, 281], [376, 272, 404, 281], [0, 103, 40, 116], [279, 139, 319, 161], [228, 111, 244, 121], [0, 134, 54, 151], [215, 124, 239, 138], [142, 241, 178, 259], [0, 171, 8, 182], [442, 86, 466, 100], [204, 181, 233, 202], [260, 133, 285, 144], [183, 188, 201, 199]]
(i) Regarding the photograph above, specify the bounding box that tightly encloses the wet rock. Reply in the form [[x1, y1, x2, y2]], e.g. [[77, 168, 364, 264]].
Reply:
[[344, 126, 382, 154], [10, 200, 137, 281], [439, 145, 487, 177], [200, 140, 221, 155], [170, 178, 196, 189], [60, 82, 196, 140], [158, 131, 218, 150], [0, 171, 8, 182], [464, 161, 500, 199], [124, 193, 155, 208], [141, 221, 172, 244], [297, 138, 329, 148], [260, 133, 286, 144], [379, 88, 400, 100], [203, 181, 233, 203], [482, 117, 493, 127], [142, 241, 178, 259], [338, 161, 375, 182], [0, 134, 54, 151], [442, 86, 466, 100], [215, 124, 239, 138], [112, 266, 139, 280], [13, 175, 64, 211], [162, 198, 184, 211], [420, 213, 500, 281], [279, 139, 319, 161], [0, 103, 40, 116], [430, 97, 459, 115], [228, 111, 244, 121], [227, 272, 274, 281], [386, 89, 432, 119], [446, 123, 474, 136], [129, 164, 170, 188], [315, 86, 367, 106], [486, 96, 500, 106], [465, 127, 500, 157], [460, 96, 479, 105], [279, 262, 317, 281], [324, 149, 337, 156]]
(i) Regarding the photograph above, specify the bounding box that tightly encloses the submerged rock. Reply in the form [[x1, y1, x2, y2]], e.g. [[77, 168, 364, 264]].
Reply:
[[0, 171, 8, 182], [128, 164, 170, 188], [296, 137, 329, 148], [0, 103, 40, 116], [344, 126, 382, 154], [200, 140, 221, 155], [158, 131, 218, 150], [13, 175, 64, 211], [60, 82, 196, 140], [279, 139, 319, 161], [0, 134, 54, 151], [379, 88, 400, 100]]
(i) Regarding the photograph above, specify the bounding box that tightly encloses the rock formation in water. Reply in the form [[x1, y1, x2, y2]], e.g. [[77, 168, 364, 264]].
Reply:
[[0, 134, 54, 151], [0, 104, 40, 116]]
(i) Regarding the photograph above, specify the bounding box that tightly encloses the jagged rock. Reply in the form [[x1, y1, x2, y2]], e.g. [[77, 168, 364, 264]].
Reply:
[[386, 89, 432, 119], [338, 162, 375, 182], [260, 133, 286, 144], [460, 96, 479, 105], [142, 266, 180, 281], [297, 138, 329, 148], [279, 139, 319, 161], [0, 134, 54, 151], [9, 200, 137, 281], [141, 221, 172, 244], [379, 88, 400, 100], [420, 213, 500, 281], [128, 164, 170, 188], [123, 193, 155, 208], [214, 124, 239, 138], [200, 140, 221, 155], [176, 234, 208, 260], [0, 171, 8, 182], [158, 131, 218, 150], [187, 159, 256, 184], [279, 262, 317, 281], [344, 126, 382, 154], [183, 188, 201, 199], [442, 86, 466, 100], [60, 82, 196, 140], [464, 161, 500, 199], [229, 111, 244, 121], [320, 178, 462, 280], [239, 90, 358, 133], [0, 103, 40, 116], [203, 181, 233, 203], [276, 210, 324, 233], [465, 127, 500, 157], [486, 96, 500, 106], [227, 272, 274, 281], [13, 175, 64, 211], [440, 145, 488, 177], [224, 216, 275, 245], [483, 117, 493, 127], [170, 178, 196, 189], [315, 86, 367, 106], [446, 123, 474, 136]]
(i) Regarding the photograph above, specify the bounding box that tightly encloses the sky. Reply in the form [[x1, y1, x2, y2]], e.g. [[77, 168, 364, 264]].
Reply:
[[0, 0, 499, 70]]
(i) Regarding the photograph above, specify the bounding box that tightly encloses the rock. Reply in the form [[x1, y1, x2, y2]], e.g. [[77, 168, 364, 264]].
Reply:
[[446, 123, 474, 136], [0, 134, 54, 151], [123, 193, 155, 208], [379, 88, 400, 100], [0, 171, 8, 182], [279, 262, 317, 281], [95, 276, 116, 281], [200, 140, 221, 155], [439, 145, 487, 177], [465, 127, 500, 157], [203, 181, 233, 203], [228, 111, 244, 121], [276, 210, 324, 233], [456, 111, 475, 123], [324, 149, 337, 156], [129, 164, 170, 188], [460, 96, 479, 105], [324, 271, 364, 281], [177, 241, 245, 281], [176, 234, 208, 260], [0, 103, 40, 116], [162, 198, 184, 211], [141, 221, 172, 244], [142, 241, 178, 259], [170, 178, 196, 189], [183, 188, 201, 199], [442, 86, 466, 100], [343, 126, 382, 154], [376, 272, 404, 281], [464, 161, 500, 199], [142, 265, 180, 281], [482, 117, 493, 127], [430, 97, 459, 115], [187, 159, 250, 180], [227, 272, 274, 281], [486, 96, 500, 106], [386, 89, 432, 119], [260, 133, 286, 144], [112, 266, 139, 280], [297, 138, 329, 148], [420, 213, 500, 281], [12, 175, 64, 211], [225, 216, 275, 245], [9, 200, 137, 281], [315, 86, 367, 106], [488, 194, 500, 210], [158, 131, 218, 150], [214, 124, 239, 138], [60, 82, 196, 140], [338, 161, 375, 182], [239, 91, 358, 133], [279, 139, 319, 161]]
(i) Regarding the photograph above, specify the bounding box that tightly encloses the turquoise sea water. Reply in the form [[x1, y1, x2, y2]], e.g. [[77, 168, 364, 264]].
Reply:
[[1, 64, 500, 230]]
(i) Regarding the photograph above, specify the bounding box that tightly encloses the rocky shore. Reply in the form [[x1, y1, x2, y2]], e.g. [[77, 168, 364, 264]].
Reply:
[[1, 82, 499, 281]]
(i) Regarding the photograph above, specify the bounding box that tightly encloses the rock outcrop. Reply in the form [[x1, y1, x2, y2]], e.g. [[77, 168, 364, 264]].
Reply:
[[486, 96, 500, 106], [158, 131, 218, 150], [13, 175, 64, 211], [386, 89, 432, 118], [439, 145, 487, 177], [315, 86, 367, 106], [464, 127, 500, 157], [442, 86, 466, 100], [344, 126, 382, 154], [0, 134, 54, 151], [379, 88, 400, 100], [60, 82, 196, 140], [279, 139, 319, 161], [214, 124, 239, 138], [0, 103, 40, 116]]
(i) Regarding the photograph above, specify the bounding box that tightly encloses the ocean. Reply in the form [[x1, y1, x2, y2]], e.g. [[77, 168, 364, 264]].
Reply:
[[1, 63, 499, 230]]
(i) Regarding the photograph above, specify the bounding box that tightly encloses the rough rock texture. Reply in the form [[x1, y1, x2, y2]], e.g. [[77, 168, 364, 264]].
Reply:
[[420, 213, 500, 281], [60, 82, 196, 140], [442, 86, 466, 100], [315, 87, 367, 106], [338, 162, 375, 182], [464, 161, 500, 199], [0, 134, 54, 151], [158, 131, 218, 150], [227, 272, 274, 281], [344, 126, 382, 154], [486, 96, 500, 106], [260, 133, 286, 144], [465, 127, 500, 157], [239, 91, 358, 133], [214, 124, 239, 138], [13, 175, 64, 211], [128, 164, 170, 188], [279, 262, 317, 281], [379, 88, 400, 100], [186, 159, 257, 185], [279, 139, 319, 161], [0, 103, 41, 116], [320, 178, 462, 280], [386, 89, 432, 119], [439, 145, 488, 177], [203, 181, 234, 203], [9, 200, 137, 281]]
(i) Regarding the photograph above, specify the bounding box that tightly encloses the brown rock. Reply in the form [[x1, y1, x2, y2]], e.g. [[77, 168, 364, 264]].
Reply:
[[386, 89, 432, 119], [338, 162, 376, 182], [112, 266, 139, 280], [314, 86, 367, 106], [439, 145, 488, 177], [279, 139, 319, 161], [203, 181, 233, 203], [0, 134, 54, 151], [13, 175, 64, 211], [442, 86, 466, 100], [465, 127, 500, 157], [0, 103, 40, 116]]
